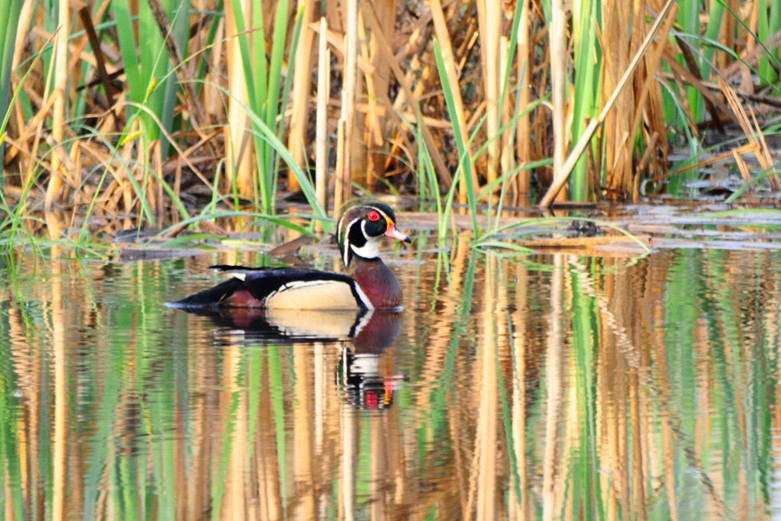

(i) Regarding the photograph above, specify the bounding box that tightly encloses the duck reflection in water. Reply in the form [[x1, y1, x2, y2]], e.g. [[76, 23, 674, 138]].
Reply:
[[178, 307, 407, 410], [334, 311, 406, 411]]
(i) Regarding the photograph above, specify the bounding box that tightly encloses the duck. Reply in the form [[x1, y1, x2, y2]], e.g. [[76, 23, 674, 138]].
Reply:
[[168, 202, 411, 310]]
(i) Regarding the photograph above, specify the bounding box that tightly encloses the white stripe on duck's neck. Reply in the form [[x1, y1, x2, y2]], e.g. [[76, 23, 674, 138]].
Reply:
[[341, 217, 382, 266]]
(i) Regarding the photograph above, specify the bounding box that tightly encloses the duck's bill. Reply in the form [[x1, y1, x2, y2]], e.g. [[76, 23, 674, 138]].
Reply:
[[384, 223, 411, 243]]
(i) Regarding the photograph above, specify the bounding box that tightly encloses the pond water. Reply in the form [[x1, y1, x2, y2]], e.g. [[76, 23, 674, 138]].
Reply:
[[1, 236, 780, 520]]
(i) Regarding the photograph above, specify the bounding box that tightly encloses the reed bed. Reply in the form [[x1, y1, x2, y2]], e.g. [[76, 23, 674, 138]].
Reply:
[[1, 0, 780, 241]]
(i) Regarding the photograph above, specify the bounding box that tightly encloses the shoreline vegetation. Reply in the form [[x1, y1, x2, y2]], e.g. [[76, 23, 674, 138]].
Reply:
[[1, 0, 780, 251]]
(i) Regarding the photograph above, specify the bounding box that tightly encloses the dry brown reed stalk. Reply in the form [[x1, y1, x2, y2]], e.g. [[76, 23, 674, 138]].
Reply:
[[722, 29, 781, 83], [315, 17, 329, 232], [733, 149, 753, 184], [334, 0, 359, 212], [624, 10, 677, 194], [662, 143, 755, 180], [287, 0, 316, 194], [355, 11, 377, 187], [539, 0, 678, 207], [514, 0, 532, 206], [720, 78, 780, 190], [601, 0, 638, 200], [499, 37, 514, 197], [549, 0, 567, 204], [46, 0, 70, 211], [10, 0, 34, 74], [429, 0, 477, 206], [360, 1, 452, 191], [364, 0, 397, 188], [475, 0, 500, 191], [204, 9, 226, 119], [742, 0, 761, 93], [225, 0, 255, 198]]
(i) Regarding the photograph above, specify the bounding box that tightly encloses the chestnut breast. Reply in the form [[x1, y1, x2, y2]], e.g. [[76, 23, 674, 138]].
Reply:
[[351, 258, 403, 309]]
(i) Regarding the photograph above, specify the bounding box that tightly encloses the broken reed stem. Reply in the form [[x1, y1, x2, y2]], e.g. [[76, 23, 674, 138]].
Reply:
[[720, 77, 780, 190], [315, 16, 329, 233], [539, 0, 678, 208]]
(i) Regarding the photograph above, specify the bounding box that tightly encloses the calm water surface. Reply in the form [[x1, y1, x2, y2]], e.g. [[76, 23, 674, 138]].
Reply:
[[1, 241, 780, 520]]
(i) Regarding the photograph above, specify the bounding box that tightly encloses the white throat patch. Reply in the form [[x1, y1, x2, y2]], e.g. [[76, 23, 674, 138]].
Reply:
[[350, 236, 380, 261]]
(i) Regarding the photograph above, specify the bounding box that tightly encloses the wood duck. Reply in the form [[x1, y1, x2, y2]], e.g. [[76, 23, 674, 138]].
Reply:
[[168, 202, 411, 310]]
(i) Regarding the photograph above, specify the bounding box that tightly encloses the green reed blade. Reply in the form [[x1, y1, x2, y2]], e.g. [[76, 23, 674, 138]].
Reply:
[[0, 317, 25, 520], [701, 0, 725, 86], [498, 307, 524, 506], [433, 40, 479, 237], [272, 8, 305, 192], [0, 0, 21, 177], [570, 0, 600, 200], [570, 259, 604, 519], [267, 346, 288, 508]]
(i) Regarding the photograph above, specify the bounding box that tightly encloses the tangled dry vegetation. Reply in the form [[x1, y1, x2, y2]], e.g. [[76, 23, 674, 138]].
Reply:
[[1, 0, 780, 237]]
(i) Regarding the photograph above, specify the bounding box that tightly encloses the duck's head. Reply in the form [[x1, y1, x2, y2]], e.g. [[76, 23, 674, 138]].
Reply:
[[336, 203, 411, 267]]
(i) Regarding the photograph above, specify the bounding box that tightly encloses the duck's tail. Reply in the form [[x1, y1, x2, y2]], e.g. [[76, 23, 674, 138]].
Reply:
[[165, 278, 244, 309]]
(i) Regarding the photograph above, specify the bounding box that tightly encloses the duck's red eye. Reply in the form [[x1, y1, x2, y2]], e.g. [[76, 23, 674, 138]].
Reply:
[[367, 210, 381, 222]]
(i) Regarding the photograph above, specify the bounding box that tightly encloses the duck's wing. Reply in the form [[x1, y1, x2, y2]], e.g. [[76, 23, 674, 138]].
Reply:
[[167, 266, 369, 310]]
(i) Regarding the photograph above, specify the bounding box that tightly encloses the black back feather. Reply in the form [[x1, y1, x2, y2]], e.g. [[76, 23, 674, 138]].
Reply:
[[168, 267, 362, 309]]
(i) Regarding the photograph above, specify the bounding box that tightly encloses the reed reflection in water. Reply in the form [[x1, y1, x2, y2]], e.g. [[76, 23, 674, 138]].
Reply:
[[1, 244, 780, 520]]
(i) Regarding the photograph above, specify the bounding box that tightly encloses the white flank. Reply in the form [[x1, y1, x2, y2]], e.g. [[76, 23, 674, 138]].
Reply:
[[265, 280, 364, 310]]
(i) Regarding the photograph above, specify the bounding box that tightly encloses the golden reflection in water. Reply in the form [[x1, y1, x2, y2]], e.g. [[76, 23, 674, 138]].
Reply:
[[3, 248, 781, 519], [510, 259, 530, 520], [472, 254, 498, 521], [543, 254, 566, 521], [50, 246, 67, 521]]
